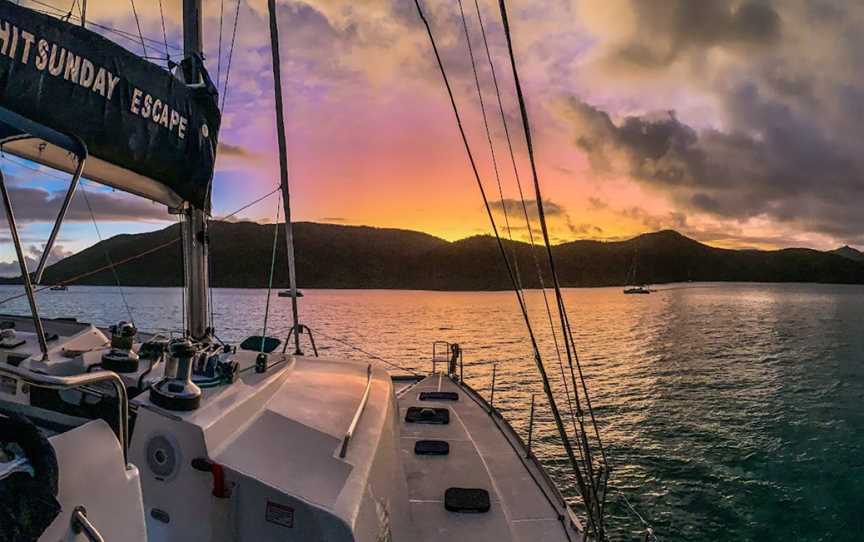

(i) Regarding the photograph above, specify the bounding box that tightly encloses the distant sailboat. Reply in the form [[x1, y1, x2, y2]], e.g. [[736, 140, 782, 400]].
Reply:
[[624, 241, 652, 294]]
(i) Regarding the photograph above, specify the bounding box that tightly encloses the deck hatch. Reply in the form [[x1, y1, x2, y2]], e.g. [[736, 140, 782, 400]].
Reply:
[[419, 391, 459, 401], [414, 440, 450, 455], [405, 407, 450, 424], [444, 488, 490, 513]]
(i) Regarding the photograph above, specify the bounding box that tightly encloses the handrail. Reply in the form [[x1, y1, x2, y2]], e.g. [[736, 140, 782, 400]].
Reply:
[[71, 506, 105, 542], [338, 363, 373, 458], [432, 341, 450, 373], [0, 364, 129, 463], [526, 393, 536, 457]]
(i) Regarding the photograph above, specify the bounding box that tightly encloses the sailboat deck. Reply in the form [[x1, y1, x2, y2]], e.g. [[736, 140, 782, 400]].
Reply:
[[397, 374, 582, 542]]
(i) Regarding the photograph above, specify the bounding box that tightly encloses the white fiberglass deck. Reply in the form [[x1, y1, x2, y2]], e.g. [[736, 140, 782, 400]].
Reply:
[[398, 374, 582, 542]]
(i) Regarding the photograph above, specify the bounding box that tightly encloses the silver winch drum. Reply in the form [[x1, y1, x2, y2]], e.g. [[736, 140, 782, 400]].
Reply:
[[101, 321, 140, 373], [148, 339, 202, 411]]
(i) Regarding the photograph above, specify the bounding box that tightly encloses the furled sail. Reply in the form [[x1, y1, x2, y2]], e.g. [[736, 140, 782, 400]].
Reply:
[[0, 1, 220, 210]]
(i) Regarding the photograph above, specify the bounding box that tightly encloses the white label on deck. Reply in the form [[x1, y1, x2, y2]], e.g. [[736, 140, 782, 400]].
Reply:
[[265, 501, 294, 528]]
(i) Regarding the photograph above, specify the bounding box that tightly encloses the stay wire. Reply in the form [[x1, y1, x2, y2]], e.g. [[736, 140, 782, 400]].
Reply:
[[216, 0, 226, 91], [128, 0, 148, 57], [306, 325, 423, 377], [216, 186, 281, 222], [0, 188, 286, 308], [26, 1, 182, 53], [455, 0, 522, 290], [472, 0, 563, 365], [471, 0, 582, 476], [496, 0, 605, 535], [221, 0, 242, 110], [259, 198, 281, 352], [79, 183, 136, 327], [0, 238, 182, 307], [157, 0, 170, 62], [413, 2, 597, 536]]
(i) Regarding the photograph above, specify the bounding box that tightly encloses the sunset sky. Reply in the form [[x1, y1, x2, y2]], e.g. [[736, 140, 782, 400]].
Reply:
[[2, 0, 864, 274]]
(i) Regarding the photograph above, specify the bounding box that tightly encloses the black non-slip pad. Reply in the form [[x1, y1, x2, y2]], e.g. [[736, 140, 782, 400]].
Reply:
[[414, 440, 450, 455], [419, 391, 459, 401], [0, 339, 25, 349], [405, 407, 450, 424], [444, 487, 490, 513]]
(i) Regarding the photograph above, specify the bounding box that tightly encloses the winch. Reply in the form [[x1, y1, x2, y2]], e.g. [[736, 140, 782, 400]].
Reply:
[[148, 339, 202, 411], [101, 321, 140, 373]]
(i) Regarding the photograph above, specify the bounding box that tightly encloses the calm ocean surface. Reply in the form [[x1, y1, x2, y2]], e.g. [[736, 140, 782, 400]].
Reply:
[[2, 282, 862, 541]]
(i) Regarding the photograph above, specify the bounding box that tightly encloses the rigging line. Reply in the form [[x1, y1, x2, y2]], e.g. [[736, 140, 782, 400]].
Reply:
[[471, 0, 562, 362], [79, 182, 136, 327], [157, 0, 170, 61], [62, 0, 77, 22], [561, 298, 610, 494], [0, 238, 181, 306], [455, 0, 522, 290], [305, 325, 423, 376], [128, 0, 149, 57], [413, 1, 599, 535], [220, 0, 242, 111], [469, 0, 582, 457], [0, 188, 290, 307], [216, 0, 225, 92], [0, 188, 286, 308], [26, 6, 163, 56], [259, 198, 281, 352], [496, 0, 605, 535], [214, 185, 281, 222], [26, 0, 183, 53], [494, 4, 603, 518]]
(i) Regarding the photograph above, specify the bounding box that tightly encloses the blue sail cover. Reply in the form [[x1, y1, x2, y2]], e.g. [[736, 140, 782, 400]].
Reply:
[[0, 1, 220, 210]]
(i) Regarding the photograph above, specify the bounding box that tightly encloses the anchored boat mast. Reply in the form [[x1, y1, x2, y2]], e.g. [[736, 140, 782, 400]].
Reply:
[[268, 0, 303, 355], [182, 0, 210, 341]]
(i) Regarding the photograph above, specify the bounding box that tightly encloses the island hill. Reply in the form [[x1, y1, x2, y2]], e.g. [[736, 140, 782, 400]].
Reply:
[[11, 221, 864, 290]]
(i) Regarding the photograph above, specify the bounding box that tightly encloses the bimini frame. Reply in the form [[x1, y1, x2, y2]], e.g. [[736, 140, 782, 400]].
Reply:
[[0, 108, 88, 359]]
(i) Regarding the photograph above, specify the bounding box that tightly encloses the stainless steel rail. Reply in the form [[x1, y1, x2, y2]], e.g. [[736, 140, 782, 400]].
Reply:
[[71, 506, 105, 542], [0, 169, 48, 359], [0, 364, 129, 463], [490, 361, 498, 407], [526, 393, 536, 457], [339, 363, 373, 458], [35, 140, 88, 284], [432, 341, 450, 373]]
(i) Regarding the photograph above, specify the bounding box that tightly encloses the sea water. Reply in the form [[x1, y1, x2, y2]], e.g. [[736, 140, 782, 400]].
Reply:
[[1, 282, 861, 541]]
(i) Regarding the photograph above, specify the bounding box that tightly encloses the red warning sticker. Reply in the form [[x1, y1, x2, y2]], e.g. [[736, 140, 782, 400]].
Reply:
[[265, 501, 294, 528]]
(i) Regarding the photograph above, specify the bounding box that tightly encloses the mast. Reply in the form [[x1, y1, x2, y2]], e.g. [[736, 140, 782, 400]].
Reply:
[[182, 0, 210, 340], [267, 0, 302, 355]]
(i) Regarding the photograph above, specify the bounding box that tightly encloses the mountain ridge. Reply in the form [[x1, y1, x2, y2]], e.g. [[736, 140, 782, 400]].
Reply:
[[4, 222, 864, 290]]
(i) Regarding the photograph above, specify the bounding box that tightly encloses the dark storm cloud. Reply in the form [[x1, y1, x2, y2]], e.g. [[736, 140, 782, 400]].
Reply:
[[217, 142, 260, 160], [603, 0, 781, 69], [488, 198, 601, 237], [0, 185, 168, 223], [570, 1, 864, 244], [489, 198, 567, 221]]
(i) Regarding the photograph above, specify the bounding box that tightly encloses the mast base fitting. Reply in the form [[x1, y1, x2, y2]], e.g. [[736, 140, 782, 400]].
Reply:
[[101, 349, 140, 373], [149, 379, 202, 411]]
